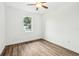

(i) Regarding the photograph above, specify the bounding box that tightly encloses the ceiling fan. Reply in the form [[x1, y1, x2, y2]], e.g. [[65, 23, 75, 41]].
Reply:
[[27, 2, 48, 10]]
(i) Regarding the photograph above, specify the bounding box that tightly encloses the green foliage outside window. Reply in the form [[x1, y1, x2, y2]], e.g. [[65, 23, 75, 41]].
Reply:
[[23, 17, 32, 31]]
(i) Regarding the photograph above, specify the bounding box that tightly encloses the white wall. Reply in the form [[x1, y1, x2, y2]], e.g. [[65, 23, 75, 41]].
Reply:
[[40, 14, 46, 38], [6, 6, 43, 45], [0, 3, 6, 54], [44, 3, 79, 53]]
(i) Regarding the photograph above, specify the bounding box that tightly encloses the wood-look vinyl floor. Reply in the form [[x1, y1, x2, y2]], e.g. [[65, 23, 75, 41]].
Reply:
[[1, 39, 79, 56]]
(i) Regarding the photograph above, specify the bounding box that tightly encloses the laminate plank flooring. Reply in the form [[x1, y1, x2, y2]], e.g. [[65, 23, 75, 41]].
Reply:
[[1, 39, 79, 56]]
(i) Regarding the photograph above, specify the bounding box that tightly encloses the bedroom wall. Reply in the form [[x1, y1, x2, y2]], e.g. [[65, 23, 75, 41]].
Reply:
[[0, 3, 6, 54], [44, 3, 79, 53], [5, 6, 43, 45]]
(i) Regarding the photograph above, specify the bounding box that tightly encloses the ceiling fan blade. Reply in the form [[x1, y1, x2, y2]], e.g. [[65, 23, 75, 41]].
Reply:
[[42, 5, 48, 9], [27, 4, 36, 6], [41, 2, 47, 3]]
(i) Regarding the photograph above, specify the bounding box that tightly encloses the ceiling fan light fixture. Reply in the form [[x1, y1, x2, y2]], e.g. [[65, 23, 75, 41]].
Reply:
[[36, 2, 42, 8]]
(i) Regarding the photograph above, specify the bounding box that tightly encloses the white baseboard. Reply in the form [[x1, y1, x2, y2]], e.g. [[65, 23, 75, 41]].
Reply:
[[45, 37, 79, 54], [6, 36, 42, 46]]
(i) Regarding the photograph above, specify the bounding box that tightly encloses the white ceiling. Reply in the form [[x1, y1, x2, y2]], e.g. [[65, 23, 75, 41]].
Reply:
[[4, 2, 79, 14]]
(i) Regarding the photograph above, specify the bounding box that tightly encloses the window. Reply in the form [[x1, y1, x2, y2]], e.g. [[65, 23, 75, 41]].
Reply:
[[23, 17, 32, 32]]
